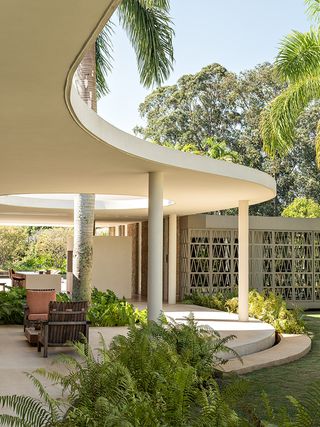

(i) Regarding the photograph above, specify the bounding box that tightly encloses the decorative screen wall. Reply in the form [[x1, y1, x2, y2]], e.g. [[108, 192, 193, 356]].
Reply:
[[181, 229, 238, 296], [181, 228, 320, 305]]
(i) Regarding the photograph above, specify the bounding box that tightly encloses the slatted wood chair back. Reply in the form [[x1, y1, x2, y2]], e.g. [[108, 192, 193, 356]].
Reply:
[[48, 301, 88, 344]]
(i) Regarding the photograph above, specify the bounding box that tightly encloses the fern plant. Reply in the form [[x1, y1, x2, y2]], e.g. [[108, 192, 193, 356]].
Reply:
[[0, 319, 248, 426]]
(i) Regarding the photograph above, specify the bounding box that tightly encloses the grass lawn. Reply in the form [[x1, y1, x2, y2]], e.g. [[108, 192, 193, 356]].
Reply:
[[242, 312, 320, 417]]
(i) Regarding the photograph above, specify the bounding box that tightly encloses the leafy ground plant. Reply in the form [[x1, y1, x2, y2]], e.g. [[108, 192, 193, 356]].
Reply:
[[0, 319, 248, 427], [87, 288, 147, 326], [184, 290, 306, 334], [0, 287, 26, 324]]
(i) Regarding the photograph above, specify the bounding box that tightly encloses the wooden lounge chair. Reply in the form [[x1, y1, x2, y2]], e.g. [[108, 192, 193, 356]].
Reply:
[[37, 301, 89, 357], [9, 268, 26, 288], [24, 288, 57, 331]]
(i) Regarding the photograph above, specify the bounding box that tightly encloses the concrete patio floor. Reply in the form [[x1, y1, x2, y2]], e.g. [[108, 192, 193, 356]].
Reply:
[[0, 304, 275, 403]]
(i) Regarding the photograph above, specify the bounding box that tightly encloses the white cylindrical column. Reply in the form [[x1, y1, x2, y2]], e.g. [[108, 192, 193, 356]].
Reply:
[[238, 200, 249, 321], [168, 214, 177, 304], [138, 222, 142, 295], [148, 172, 164, 321]]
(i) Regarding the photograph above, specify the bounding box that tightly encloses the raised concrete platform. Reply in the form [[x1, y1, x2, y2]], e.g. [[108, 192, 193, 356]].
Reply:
[[223, 333, 312, 374], [134, 303, 276, 359]]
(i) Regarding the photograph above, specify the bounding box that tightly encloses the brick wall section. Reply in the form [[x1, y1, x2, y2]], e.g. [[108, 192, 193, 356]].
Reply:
[[127, 223, 139, 296]]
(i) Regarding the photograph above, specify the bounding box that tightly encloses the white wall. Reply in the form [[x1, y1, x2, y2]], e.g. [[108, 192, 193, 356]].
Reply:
[[92, 236, 132, 299], [67, 236, 132, 299]]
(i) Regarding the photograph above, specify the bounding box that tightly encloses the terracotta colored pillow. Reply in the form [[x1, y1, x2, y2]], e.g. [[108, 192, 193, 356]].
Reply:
[[27, 290, 56, 315]]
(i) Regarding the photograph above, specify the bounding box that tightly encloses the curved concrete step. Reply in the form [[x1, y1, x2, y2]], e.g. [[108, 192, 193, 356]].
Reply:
[[222, 334, 311, 374], [164, 304, 276, 359]]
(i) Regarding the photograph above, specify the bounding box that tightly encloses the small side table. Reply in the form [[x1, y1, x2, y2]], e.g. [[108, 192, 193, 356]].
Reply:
[[25, 327, 39, 346]]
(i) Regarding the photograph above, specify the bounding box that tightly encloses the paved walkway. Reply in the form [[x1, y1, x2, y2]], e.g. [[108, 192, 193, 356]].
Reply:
[[0, 304, 275, 400]]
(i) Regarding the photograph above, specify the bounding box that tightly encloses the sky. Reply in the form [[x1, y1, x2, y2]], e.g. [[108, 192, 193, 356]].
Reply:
[[97, 0, 310, 134]]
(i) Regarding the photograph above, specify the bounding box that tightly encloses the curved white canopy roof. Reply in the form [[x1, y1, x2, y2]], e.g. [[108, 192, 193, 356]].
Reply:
[[0, 0, 276, 225]]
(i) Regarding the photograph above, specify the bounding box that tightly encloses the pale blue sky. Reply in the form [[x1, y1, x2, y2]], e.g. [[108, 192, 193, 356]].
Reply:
[[98, 0, 310, 134]]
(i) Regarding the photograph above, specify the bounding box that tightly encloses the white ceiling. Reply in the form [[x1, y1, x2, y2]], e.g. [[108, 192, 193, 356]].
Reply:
[[0, 0, 276, 225]]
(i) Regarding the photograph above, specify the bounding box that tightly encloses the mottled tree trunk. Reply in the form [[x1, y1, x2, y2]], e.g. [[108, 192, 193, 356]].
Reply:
[[72, 194, 95, 301], [75, 44, 97, 111], [72, 44, 97, 301]]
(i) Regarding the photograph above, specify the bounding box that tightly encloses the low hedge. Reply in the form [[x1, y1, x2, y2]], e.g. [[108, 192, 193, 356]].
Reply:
[[184, 289, 306, 334]]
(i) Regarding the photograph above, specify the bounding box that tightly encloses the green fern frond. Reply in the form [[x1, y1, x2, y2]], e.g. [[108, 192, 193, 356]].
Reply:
[[0, 414, 32, 427], [0, 395, 52, 427]]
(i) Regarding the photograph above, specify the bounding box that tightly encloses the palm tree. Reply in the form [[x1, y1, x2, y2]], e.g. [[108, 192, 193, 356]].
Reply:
[[72, 0, 174, 301], [260, 0, 320, 164]]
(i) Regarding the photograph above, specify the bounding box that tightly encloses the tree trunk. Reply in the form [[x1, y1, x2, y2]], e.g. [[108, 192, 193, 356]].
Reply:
[[72, 44, 97, 301], [75, 43, 97, 111], [72, 194, 95, 301]]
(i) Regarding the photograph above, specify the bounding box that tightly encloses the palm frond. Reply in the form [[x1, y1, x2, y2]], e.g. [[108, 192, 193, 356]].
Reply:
[[95, 22, 114, 99], [305, 0, 320, 23], [118, 0, 174, 88], [260, 76, 320, 157], [276, 29, 320, 83]]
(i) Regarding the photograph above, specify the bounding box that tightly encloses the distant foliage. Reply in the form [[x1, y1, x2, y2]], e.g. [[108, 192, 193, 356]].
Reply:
[[16, 227, 72, 273], [0, 287, 26, 324], [135, 62, 320, 216], [282, 197, 320, 218], [184, 290, 306, 334], [0, 227, 29, 271]]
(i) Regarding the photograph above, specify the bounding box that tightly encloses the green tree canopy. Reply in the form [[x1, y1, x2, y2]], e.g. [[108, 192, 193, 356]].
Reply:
[[0, 227, 28, 270], [34, 227, 73, 271], [135, 62, 320, 215], [282, 197, 320, 218]]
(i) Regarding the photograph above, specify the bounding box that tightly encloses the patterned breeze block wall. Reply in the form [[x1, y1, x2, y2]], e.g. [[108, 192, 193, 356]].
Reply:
[[180, 227, 320, 307]]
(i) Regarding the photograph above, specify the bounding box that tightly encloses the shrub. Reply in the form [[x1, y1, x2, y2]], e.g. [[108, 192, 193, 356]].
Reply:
[[183, 291, 236, 311], [0, 287, 26, 324], [87, 288, 147, 327], [184, 290, 306, 334]]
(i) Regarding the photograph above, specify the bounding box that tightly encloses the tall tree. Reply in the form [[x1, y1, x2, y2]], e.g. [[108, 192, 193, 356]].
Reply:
[[73, 0, 174, 300], [260, 0, 320, 166], [135, 62, 320, 216]]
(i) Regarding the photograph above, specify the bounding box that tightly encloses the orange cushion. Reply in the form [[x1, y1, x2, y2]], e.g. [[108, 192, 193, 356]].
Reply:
[[27, 290, 56, 314], [28, 313, 48, 321]]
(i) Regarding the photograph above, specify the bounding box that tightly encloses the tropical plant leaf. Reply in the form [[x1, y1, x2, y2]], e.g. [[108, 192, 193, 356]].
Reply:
[[276, 28, 320, 83], [118, 0, 174, 88], [260, 76, 320, 157]]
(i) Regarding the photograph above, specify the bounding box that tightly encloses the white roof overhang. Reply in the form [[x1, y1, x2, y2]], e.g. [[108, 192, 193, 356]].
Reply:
[[0, 0, 276, 225]]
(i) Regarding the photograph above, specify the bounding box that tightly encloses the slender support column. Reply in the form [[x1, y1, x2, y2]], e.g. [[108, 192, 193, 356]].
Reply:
[[138, 222, 142, 295], [148, 172, 164, 321], [238, 200, 249, 321], [168, 214, 177, 304]]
